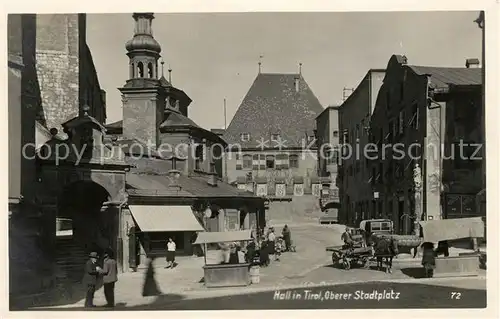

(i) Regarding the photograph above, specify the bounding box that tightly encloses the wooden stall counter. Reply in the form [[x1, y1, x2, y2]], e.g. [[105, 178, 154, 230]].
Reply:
[[203, 263, 251, 288]]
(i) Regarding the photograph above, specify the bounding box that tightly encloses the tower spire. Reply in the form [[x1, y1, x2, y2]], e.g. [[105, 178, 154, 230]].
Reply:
[[299, 62, 302, 75], [125, 13, 162, 80], [161, 60, 165, 77], [258, 55, 264, 74], [168, 65, 172, 84]]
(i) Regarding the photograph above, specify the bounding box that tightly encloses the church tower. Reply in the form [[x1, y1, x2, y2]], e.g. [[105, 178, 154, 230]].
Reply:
[[119, 12, 166, 148]]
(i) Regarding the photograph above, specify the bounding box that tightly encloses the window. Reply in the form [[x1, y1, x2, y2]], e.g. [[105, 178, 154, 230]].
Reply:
[[195, 144, 204, 170], [289, 154, 299, 168], [399, 110, 405, 135], [343, 129, 349, 144], [409, 102, 419, 130], [242, 154, 252, 169], [333, 130, 339, 138], [271, 134, 280, 141], [266, 155, 275, 169], [240, 133, 250, 142]]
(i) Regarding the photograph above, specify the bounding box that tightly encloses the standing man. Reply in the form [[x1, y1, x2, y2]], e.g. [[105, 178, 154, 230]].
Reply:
[[83, 252, 101, 308], [101, 249, 118, 308]]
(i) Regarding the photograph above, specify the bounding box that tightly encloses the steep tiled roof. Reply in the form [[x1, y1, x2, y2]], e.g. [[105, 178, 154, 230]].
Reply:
[[126, 172, 258, 198], [409, 66, 482, 89], [223, 73, 324, 148]]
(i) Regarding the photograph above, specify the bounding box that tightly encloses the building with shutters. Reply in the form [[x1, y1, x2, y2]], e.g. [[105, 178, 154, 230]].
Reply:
[[368, 54, 484, 235], [336, 69, 385, 225], [223, 70, 324, 200]]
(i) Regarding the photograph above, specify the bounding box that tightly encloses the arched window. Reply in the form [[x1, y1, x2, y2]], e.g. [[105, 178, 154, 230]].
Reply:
[[148, 63, 154, 78], [137, 62, 144, 78]]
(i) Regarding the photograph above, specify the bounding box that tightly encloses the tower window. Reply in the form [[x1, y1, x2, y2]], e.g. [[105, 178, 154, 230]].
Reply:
[[137, 62, 144, 78], [148, 63, 154, 78]]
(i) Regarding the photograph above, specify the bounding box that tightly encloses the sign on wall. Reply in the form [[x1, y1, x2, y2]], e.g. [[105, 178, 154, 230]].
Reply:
[[275, 183, 286, 197], [312, 184, 321, 197], [294, 184, 304, 196], [237, 184, 246, 190], [256, 184, 268, 197]]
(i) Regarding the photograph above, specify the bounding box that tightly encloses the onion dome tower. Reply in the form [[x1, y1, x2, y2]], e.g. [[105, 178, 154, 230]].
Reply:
[[125, 13, 162, 80]]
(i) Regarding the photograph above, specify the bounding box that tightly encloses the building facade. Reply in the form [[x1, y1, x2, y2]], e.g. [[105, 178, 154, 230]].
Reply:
[[104, 13, 266, 272], [223, 72, 324, 199], [315, 105, 341, 208], [369, 55, 484, 235], [8, 13, 109, 295], [336, 69, 385, 225]]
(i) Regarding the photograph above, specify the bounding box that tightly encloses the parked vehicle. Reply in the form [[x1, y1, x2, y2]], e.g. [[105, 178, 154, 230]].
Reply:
[[319, 208, 339, 224]]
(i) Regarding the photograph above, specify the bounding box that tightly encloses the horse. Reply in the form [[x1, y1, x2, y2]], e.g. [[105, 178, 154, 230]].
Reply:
[[373, 236, 399, 273]]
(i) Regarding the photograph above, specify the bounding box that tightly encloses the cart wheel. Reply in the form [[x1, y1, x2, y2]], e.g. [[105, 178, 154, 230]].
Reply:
[[342, 259, 351, 270], [332, 252, 339, 265], [361, 257, 370, 269]]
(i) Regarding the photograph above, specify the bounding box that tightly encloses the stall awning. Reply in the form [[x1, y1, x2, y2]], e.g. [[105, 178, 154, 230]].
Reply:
[[129, 205, 204, 232], [194, 230, 252, 244], [419, 217, 484, 243]]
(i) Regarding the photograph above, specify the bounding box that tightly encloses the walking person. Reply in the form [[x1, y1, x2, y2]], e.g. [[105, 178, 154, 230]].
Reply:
[[267, 227, 276, 259], [421, 242, 436, 278], [282, 225, 291, 252], [101, 249, 118, 308], [166, 237, 176, 268], [83, 252, 101, 308]]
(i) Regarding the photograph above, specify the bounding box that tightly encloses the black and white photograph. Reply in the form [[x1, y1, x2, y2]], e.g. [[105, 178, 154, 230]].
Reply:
[[4, 1, 497, 316]]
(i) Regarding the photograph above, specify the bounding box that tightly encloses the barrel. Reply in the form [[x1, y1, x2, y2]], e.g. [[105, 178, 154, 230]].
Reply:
[[249, 265, 260, 284]]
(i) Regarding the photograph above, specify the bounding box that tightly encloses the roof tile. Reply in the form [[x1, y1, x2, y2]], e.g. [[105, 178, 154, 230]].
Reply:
[[223, 73, 323, 148], [409, 66, 482, 89]]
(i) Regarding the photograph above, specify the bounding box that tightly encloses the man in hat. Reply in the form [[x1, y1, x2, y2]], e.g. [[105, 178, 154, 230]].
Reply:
[[101, 249, 118, 307], [83, 252, 102, 308]]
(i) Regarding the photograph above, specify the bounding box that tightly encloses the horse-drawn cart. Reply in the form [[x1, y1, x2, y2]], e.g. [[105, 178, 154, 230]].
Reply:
[[326, 245, 374, 270]]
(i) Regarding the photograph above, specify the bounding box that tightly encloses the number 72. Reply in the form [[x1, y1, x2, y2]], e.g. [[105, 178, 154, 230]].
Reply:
[[451, 292, 462, 299]]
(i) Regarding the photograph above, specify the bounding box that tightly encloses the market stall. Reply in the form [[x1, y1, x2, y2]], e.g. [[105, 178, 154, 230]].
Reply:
[[194, 230, 253, 288], [419, 217, 485, 278]]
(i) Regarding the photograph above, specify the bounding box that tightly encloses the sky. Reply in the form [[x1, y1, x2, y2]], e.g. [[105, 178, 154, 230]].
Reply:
[[86, 11, 482, 129]]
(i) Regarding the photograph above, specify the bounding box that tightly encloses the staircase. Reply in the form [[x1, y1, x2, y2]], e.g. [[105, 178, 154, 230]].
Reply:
[[55, 236, 88, 284]]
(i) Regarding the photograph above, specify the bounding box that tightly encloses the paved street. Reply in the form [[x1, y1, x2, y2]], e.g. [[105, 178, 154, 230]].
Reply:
[[21, 221, 486, 311]]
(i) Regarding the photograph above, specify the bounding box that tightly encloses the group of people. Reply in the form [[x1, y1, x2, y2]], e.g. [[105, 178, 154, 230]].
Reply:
[[246, 225, 293, 267], [83, 249, 118, 309]]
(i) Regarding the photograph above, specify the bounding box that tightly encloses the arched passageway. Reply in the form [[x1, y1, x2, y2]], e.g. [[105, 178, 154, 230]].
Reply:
[[56, 181, 113, 282]]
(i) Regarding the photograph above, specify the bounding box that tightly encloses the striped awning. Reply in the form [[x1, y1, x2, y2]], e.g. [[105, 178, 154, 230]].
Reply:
[[129, 205, 204, 232], [194, 230, 252, 244]]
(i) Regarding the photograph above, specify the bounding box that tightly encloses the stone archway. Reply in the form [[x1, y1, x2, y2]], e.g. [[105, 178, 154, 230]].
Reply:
[[57, 180, 112, 255]]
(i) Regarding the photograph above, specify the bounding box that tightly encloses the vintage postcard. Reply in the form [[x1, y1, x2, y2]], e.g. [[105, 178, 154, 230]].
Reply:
[[2, 0, 498, 318]]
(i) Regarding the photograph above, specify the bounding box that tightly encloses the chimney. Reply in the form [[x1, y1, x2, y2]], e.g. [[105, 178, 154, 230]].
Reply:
[[207, 161, 218, 187], [466, 58, 480, 68], [294, 77, 300, 93]]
